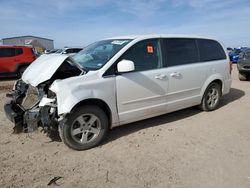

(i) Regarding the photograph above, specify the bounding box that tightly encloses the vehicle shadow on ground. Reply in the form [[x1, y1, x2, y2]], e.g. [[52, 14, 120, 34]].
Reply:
[[103, 87, 245, 145], [219, 88, 245, 107]]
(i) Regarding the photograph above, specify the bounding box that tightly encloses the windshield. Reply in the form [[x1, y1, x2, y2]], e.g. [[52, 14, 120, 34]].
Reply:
[[72, 39, 131, 70]]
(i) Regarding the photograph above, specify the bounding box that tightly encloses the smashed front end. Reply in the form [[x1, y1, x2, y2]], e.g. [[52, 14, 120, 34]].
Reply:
[[4, 55, 84, 137], [4, 79, 58, 134]]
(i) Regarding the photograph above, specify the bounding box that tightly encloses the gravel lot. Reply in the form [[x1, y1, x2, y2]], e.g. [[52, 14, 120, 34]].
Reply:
[[0, 65, 249, 188]]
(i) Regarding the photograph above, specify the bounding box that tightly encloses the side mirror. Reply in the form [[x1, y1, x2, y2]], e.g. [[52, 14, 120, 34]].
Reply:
[[117, 60, 135, 73]]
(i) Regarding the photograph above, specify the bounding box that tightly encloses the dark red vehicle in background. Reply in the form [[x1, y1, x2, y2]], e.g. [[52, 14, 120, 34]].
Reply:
[[0, 46, 36, 78]]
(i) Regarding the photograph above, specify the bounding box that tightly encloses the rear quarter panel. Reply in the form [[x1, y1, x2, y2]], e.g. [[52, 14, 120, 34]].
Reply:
[[200, 59, 231, 98]]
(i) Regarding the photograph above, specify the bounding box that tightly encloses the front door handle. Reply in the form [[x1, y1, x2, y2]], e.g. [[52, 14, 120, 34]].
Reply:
[[155, 74, 167, 80]]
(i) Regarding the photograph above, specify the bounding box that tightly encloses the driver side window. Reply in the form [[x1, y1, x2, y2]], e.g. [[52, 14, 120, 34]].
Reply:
[[120, 39, 162, 71]]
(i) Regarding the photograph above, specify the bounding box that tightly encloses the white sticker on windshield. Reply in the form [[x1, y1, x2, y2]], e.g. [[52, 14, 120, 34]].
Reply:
[[111, 40, 129, 45]]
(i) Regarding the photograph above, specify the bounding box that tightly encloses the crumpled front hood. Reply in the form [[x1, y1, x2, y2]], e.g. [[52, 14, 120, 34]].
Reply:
[[22, 54, 69, 86]]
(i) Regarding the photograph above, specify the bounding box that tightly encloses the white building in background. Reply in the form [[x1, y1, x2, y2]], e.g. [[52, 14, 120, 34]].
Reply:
[[1, 35, 54, 53]]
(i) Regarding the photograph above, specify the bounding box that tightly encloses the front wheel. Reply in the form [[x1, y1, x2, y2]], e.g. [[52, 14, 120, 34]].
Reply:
[[199, 82, 222, 111], [61, 105, 108, 150], [238, 72, 247, 81], [18, 66, 28, 78]]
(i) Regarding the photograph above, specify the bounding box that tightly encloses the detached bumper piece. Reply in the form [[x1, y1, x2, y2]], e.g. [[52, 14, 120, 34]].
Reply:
[[24, 108, 40, 132], [4, 101, 24, 133], [4, 101, 57, 132]]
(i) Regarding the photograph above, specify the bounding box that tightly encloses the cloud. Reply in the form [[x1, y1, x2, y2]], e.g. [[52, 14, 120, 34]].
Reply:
[[172, 0, 241, 9], [114, 0, 166, 18], [0, 0, 250, 48]]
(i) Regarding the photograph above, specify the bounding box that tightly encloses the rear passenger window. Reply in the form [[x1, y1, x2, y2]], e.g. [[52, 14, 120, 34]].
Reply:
[[0, 49, 3, 57], [121, 39, 162, 71], [0, 48, 16, 57], [197, 39, 226, 61], [164, 38, 199, 67], [15, 48, 23, 56]]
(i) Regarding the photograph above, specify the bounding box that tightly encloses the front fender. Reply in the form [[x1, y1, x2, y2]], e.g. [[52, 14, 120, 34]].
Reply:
[[50, 76, 119, 126]]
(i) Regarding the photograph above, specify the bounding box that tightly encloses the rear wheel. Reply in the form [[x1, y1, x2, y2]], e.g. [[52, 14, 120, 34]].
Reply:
[[61, 105, 108, 150], [199, 82, 222, 111], [18, 66, 28, 78], [238, 72, 248, 81]]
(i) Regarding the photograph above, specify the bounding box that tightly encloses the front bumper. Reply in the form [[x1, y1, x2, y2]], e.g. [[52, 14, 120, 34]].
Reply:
[[5, 101, 59, 134], [237, 64, 250, 73], [4, 101, 24, 132], [4, 79, 60, 134], [4, 101, 23, 123]]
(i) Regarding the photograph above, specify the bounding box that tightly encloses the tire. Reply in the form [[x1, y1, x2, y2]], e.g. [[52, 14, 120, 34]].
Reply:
[[199, 82, 222, 111], [18, 66, 28, 78], [238, 72, 247, 81], [61, 105, 108, 150]]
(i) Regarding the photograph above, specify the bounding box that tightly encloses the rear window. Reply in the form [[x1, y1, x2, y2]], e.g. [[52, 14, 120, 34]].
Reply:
[[164, 38, 199, 67], [197, 39, 226, 62], [0, 48, 16, 57]]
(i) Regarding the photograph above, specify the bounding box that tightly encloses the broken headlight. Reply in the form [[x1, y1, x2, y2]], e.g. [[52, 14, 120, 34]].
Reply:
[[22, 85, 40, 110]]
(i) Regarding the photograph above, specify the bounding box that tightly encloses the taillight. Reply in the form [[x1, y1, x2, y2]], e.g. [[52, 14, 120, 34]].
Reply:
[[229, 61, 232, 74]]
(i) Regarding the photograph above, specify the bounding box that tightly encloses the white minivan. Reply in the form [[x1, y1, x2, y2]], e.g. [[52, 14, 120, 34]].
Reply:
[[4, 35, 232, 150]]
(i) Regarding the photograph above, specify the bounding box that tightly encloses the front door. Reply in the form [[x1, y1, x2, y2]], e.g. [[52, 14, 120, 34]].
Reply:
[[115, 39, 169, 124]]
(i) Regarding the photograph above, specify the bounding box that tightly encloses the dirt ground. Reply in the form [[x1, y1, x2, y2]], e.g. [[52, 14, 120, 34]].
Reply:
[[0, 65, 249, 188]]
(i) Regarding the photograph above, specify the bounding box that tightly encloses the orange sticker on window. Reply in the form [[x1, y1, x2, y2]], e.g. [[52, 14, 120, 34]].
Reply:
[[147, 46, 153, 53]]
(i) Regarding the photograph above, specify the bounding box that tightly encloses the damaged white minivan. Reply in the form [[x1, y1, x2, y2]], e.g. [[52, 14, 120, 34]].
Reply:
[[4, 35, 232, 150]]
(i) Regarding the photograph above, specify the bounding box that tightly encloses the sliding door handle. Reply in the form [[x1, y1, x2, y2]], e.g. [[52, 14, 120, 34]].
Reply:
[[155, 74, 167, 80], [170, 72, 182, 78]]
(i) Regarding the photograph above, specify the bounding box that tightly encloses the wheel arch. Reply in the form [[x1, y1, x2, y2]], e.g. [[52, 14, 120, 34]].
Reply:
[[70, 98, 112, 129], [15, 63, 30, 76], [212, 79, 223, 91], [16, 62, 30, 71], [200, 75, 224, 101]]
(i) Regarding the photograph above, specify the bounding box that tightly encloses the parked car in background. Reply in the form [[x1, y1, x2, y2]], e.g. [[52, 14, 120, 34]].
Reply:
[[0, 46, 36, 77], [4, 35, 231, 150], [55, 47, 83, 56], [237, 48, 250, 81], [229, 47, 249, 63], [227, 47, 233, 54], [229, 48, 242, 63], [44, 49, 59, 54]]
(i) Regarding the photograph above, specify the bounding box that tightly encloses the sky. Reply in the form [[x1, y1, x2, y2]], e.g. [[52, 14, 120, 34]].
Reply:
[[0, 0, 250, 48]]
